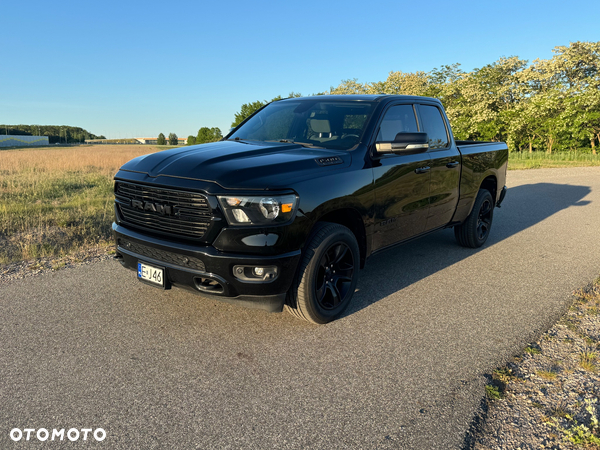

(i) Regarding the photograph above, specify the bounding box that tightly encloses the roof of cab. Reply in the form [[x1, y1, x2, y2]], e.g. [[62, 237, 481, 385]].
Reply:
[[277, 94, 440, 103]]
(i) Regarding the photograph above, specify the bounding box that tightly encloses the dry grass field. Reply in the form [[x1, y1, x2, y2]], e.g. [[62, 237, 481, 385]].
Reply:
[[0, 144, 163, 264]]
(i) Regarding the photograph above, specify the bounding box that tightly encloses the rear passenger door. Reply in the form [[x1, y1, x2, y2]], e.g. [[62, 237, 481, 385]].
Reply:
[[372, 104, 431, 251], [417, 103, 461, 231]]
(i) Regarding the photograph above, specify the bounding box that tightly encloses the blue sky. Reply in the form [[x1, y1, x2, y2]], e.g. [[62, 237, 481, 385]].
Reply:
[[1, 0, 598, 139]]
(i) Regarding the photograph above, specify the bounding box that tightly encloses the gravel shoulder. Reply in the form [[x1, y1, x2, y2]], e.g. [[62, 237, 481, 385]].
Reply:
[[0, 244, 113, 286], [470, 279, 600, 450]]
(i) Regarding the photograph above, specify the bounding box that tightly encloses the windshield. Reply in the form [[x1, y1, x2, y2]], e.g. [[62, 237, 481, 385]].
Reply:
[[228, 100, 375, 150]]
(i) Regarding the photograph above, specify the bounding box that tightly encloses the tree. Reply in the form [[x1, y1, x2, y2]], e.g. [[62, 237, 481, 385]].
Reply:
[[196, 127, 222, 144], [562, 86, 600, 153], [187, 135, 196, 146], [329, 78, 371, 95], [382, 71, 430, 96], [0, 124, 103, 143], [196, 127, 210, 143], [447, 56, 528, 143], [210, 127, 223, 141], [512, 42, 600, 152], [323, 44, 593, 151], [157, 133, 166, 145], [231, 100, 267, 128], [230, 93, 302, 129], [168, 133, 178, 145]]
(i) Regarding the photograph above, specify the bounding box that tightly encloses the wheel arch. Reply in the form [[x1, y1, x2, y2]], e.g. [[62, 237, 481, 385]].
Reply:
[[310, 208, 367, 269], [479, 174, 498, 204], [451, 171, 499, 224]]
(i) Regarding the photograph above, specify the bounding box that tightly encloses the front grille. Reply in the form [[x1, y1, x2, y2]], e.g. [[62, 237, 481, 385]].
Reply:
[[115, 181, 211, 239], [118, 238, 206, 271]]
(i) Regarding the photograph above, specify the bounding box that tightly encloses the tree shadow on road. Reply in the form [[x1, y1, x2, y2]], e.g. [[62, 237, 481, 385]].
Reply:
[[344, 183, 591, 317]]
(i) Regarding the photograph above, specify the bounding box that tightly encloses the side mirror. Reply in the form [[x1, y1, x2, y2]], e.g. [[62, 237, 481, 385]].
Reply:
[[376, 132, 429, 154]]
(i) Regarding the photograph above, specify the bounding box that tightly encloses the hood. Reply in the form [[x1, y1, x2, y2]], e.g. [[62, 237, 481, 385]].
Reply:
[[119, 140, 351, 190]]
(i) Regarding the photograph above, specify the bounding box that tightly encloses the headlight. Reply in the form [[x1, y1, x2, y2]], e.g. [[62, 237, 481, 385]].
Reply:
[[217, 194, 298, 226]]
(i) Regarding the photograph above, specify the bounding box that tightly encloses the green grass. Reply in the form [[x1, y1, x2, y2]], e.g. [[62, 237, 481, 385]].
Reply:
[[0, 144, 161, 264], [537, 370, 558, 380], [508, 151, 600, 170], [524, 345, 542, 355], [579, 351, 597, 372], [551, 399, 600, 448], [485, 384, 502, 400], [0, 172, 114, 262]]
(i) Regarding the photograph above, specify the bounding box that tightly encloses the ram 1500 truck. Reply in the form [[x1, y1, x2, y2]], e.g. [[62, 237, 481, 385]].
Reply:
[[113, 95, 508, 323]]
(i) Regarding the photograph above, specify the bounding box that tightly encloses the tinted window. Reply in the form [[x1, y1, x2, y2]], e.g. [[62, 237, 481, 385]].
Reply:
[[419, 105, 449, 149], [229, 100, 374, 150], [343, 114, 368, 131], [376, 105, 418, 141]]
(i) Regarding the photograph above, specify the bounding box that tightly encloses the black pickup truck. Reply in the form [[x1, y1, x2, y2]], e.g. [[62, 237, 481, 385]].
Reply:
[[113, 95, 507, 323]]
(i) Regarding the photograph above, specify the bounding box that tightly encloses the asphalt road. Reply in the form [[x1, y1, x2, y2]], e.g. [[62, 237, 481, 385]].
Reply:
[[1, 167, 600, 449]]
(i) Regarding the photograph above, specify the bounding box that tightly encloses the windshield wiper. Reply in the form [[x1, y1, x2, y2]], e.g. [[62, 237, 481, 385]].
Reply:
[[288, 141, 323, 149], [267, 139, 323, 149], [225, 137, 251, 144]]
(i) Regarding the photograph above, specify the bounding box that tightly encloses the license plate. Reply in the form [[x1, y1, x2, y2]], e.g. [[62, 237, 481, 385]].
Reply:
[[137, 262, 164, 287]]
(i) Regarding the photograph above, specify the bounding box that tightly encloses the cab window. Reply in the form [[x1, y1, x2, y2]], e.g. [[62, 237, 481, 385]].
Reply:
[[376, 105, 418, 141], [419, 105, 449, 149]]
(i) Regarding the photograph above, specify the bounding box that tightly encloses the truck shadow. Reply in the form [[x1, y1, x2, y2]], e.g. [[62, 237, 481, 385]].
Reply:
[[344, 182, 591, 317]]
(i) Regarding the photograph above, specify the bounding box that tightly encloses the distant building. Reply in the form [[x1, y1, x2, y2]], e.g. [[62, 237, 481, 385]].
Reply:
[[83, 137, 188, 145], [135, 137, 188, 145], [84, 138, 139, 144], [0, 135, 49, 148]]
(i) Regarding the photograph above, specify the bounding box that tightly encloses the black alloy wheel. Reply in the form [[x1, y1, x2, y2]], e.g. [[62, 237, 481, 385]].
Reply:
[[315, 242, 355, 310], [454, 189, 495, 248], [285, 222, 360, 324], [476, 197, 493, 241]]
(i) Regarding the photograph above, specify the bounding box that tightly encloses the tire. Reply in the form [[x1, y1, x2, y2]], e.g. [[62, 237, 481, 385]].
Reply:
[[454, 189, 494, 248], [285, 222, 360, 324]]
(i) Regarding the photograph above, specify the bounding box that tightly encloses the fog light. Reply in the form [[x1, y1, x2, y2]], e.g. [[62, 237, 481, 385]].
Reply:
[[233, 265, 278, 282]]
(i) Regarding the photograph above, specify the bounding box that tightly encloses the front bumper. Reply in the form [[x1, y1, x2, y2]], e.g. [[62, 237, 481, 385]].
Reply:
[[113, 223, 301, 312]]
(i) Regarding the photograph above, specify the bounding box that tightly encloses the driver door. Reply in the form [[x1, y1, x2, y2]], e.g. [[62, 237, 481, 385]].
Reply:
[[372, 104, 431, 251]]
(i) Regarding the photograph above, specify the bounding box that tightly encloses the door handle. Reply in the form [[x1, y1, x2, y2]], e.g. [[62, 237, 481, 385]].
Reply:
[[414, 166, 430, 174], [446, 161, 459, 168]]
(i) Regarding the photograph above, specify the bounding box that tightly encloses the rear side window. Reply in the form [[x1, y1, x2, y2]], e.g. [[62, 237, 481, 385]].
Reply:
[[376, 105, 418, 141], [419, 105, 449, 149]]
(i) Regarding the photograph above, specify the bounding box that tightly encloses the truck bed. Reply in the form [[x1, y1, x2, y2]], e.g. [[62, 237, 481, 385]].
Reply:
[[453, 141, 509, 223]]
